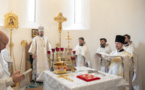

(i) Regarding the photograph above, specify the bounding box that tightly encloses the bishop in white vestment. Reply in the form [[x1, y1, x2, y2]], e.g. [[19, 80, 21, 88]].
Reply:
[[74, 37, 91, 67], [28, 26, 51, 80], [124, 34, 140, 90], [93, 38, 112, 72]]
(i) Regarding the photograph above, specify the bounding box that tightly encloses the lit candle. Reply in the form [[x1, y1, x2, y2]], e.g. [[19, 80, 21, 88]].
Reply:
[[71, 56, 75, 60], [52, 49, 55, 52], [47, 51, 51, 54], [73, 51, 76, 54], [60, 48, 64, 51], [56, 48, 59, 52]]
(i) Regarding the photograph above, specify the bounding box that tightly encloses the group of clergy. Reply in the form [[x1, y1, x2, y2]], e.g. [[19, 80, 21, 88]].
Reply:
[[28, 26, 139, 90], [75, 35, 139, 90], [0, 26, 140, 90]]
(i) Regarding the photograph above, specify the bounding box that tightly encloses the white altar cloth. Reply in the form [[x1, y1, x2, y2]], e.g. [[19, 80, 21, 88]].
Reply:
[[37, 67, 127, 90]]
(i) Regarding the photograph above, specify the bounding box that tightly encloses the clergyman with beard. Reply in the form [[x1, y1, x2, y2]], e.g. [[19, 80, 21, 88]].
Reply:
[[74, 37, 91, 67], [28, 26, 51, 80], [93, 38, 112, 72]]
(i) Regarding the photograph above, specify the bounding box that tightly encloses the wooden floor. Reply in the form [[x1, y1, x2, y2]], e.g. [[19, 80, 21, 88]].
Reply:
[[13, 86, 43, 90]]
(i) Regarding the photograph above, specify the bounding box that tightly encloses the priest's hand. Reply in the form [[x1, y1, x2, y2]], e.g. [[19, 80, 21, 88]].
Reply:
[[32, 54, 36, 59], [97, 54, 102, 58], [84, 62, 88, 67], [12, 70, 25, 83]]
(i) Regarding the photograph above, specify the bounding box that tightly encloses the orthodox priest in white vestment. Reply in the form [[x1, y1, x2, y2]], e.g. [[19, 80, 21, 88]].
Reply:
[[28, 26, 51, 80], [93, 38, 112, 72], [124, 34, 141, 90], [74, 37, 91, 67], [0, 30, 25, 90], [0, 52, 13, 90], [99, 35, 134, 90], [1, 49, 13, 63], [1, 51, 31, 90], [1, 49, 13, 75]]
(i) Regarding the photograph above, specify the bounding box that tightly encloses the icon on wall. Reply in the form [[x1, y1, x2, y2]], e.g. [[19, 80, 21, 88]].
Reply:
[[32, 29, 38, 38]]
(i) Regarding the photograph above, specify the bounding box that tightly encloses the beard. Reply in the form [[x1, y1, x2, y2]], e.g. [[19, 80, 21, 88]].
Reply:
[[101, 44, 105, 48], [124, 42, 128, 44], [79, 43, 84, 46], [40, 34, 43, 37]]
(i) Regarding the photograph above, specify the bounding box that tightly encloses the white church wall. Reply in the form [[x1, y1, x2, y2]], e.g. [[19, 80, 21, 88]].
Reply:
[[61, 0, 145, 89], [0, 0, 9, 25], [0, 0, 145, 89]]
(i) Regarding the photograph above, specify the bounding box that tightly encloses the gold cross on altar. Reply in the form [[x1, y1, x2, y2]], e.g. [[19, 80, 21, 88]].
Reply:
[[54, 12, 67, 33], [57, 74, 73, 82]]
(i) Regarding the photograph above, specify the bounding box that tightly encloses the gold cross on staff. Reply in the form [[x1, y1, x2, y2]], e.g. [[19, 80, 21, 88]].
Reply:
[[54, 12, 67, 33], [54, 12, 67, 47]]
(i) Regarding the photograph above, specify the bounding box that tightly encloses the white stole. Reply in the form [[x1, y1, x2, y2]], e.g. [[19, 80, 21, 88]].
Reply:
[[0, 53, 13, 90], [74, 43, 91, 67], [93, 44, 112, 71], [28, 36, 51, 79]]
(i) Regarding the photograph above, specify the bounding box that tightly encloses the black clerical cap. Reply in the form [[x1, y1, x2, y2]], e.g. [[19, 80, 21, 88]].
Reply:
[[115, 35, 125, 44]]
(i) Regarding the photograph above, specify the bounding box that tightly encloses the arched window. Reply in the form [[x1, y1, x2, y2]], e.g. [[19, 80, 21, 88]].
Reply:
[[63, 0, 90, 30], [28, 0, 36, 23], [26, 0, 90, 29], [74, 0, 82, 24]]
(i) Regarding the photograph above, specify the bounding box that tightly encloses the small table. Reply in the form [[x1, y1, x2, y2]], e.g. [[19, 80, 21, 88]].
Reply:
[[37, 67, 126, 90]]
